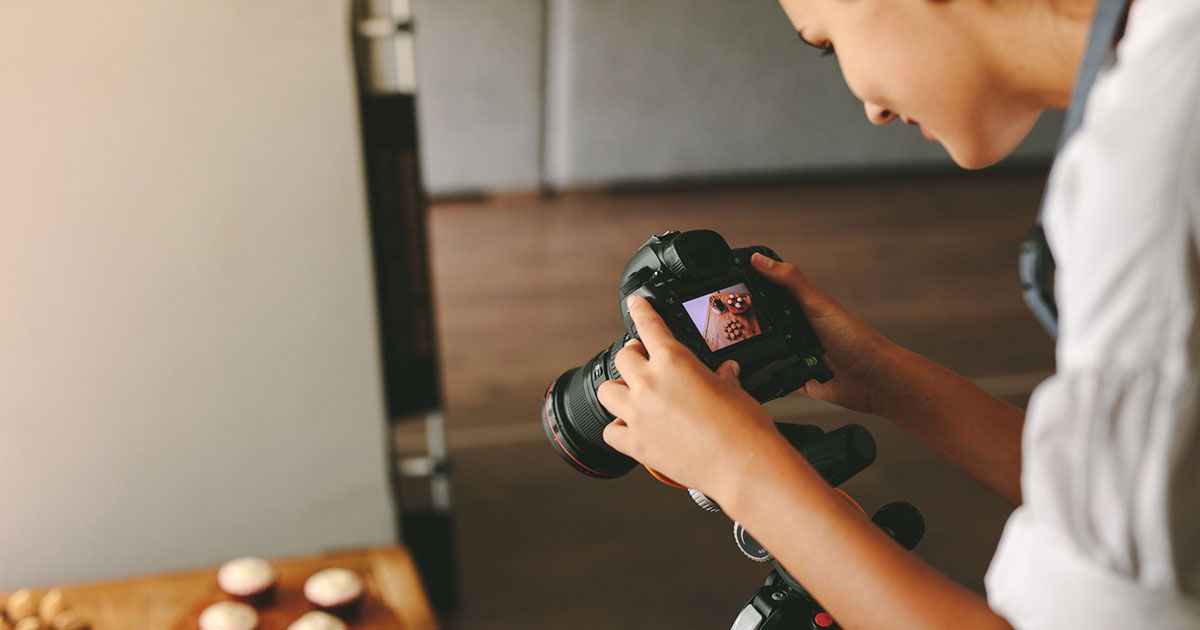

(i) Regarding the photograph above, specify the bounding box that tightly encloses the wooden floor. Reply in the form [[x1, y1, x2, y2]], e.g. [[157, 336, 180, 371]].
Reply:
[[415, 172, 1056, 629]]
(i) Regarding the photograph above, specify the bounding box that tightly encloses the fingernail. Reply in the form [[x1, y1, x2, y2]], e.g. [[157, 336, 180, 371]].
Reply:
[[731, 361, 741, 376], [627, 295, 638, 307], [753, 253, 774, 268]]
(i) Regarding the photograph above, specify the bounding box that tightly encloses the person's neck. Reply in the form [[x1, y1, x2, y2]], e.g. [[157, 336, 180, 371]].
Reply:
[[995, 0, 1102, 110]]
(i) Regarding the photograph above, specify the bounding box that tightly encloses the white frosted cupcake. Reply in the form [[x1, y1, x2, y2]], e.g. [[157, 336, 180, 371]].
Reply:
[[198, 601, 258, 630], [217, 557, 279, 607], [302, 568, 364, 620], [286, 611, 347, 630]]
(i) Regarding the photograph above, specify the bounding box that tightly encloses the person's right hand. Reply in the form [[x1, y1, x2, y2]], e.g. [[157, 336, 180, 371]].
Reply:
[[751, 252, 895, 414]]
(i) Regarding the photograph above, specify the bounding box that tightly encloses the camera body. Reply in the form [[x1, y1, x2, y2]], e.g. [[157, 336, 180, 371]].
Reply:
[[617, 230, 832, 402], [543, 229, 833, 479]]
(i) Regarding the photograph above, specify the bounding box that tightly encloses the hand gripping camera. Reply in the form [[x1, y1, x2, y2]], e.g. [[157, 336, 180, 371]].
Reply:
[[541, 229, 834, 478], [541, 230, 926, 629]]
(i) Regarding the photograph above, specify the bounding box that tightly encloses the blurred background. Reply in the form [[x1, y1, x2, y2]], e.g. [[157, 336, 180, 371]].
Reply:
[[0, 0, 1056, 628]]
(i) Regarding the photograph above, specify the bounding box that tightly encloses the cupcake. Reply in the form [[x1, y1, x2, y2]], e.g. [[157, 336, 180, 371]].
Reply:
[[286, 611, 346, 630], [198, 601, 258, 630], [217, 557, 279, 607], [302, 568, 364, 620]]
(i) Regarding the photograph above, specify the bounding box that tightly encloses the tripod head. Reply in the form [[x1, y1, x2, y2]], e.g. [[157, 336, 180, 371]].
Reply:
[[731, 501, 924, 629], [684, 423, 925, 630]]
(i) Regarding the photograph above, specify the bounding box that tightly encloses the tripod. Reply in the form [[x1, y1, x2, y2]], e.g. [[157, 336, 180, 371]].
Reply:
[[687, 423, 925, 630], [730, 500, 924, 629], [733, 568, 834, 630]]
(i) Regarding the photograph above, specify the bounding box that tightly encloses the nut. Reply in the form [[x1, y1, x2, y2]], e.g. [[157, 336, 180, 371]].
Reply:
[[5, 589, 37, 621], [52, 611, 89, 630], [13, 617, 41, 630], [39, 590, 67, 621]]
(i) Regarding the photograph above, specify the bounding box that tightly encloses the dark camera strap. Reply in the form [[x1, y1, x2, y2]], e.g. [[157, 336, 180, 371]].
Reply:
[[1019, 0, 1133, 339]]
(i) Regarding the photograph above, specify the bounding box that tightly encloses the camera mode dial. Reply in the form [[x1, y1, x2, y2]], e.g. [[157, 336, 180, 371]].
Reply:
[[619, 266, 656, 297]]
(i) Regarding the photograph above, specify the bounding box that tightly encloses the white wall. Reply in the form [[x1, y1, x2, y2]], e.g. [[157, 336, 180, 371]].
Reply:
[[413, 0, 1064, 195], [0, 1, 396, 588], [412, 0, 546, 194], [545, 0, 1062, 187]]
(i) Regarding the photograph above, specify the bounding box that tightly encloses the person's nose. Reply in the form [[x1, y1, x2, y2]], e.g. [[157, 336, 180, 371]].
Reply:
[[864, 102, 899, 126]]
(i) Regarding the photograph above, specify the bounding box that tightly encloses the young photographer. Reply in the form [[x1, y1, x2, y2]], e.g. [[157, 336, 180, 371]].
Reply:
[[596, 0, 1200, 628]]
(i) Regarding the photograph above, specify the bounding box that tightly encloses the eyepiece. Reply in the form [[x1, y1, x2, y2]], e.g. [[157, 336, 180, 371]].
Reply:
[[661, 230, 732, 279]]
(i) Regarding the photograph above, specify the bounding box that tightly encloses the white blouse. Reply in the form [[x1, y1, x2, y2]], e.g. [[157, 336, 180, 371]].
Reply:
[[985, 0, 1200, 628]]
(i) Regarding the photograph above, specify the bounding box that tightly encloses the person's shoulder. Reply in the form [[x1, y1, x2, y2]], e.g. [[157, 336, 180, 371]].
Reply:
[[1053, 0, 1200, 226], [1118, 0, 1200, 84], [1086, 0, 1200, 170], [1043, 0, 1200, 367]]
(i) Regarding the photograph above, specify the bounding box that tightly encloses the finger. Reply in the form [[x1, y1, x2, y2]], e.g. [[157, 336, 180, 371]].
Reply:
[[603, 419, 632, 454], [714, 360, 741, 386], [613, 338, 649, 378], [596, 379, 633, 417], [751, 253, 828, 311], [626, 295, 680, 357], [751, 252, 811, 287]]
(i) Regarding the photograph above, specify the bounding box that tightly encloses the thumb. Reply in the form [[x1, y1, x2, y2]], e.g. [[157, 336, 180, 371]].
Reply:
[[751, 253, 827, 312], [715, 360, 741, 386], [603, 419, 632, 455]]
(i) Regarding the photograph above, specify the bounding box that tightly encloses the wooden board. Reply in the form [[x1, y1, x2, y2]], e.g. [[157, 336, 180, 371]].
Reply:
[[2, 546, 436, 630]]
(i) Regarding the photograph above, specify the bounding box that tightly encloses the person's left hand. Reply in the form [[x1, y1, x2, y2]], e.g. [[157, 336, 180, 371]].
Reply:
[[597, 294, 783, 499]]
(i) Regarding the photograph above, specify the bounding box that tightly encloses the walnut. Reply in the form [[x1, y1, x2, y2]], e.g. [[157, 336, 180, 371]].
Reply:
[[13, 617, 42, 630], [38, 590, 67, 621], [5, 589, 37, 622], [51, 611, 89, 630]]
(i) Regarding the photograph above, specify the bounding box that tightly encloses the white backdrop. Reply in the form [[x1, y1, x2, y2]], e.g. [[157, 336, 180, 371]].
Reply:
[[0, 0, 395, 589]]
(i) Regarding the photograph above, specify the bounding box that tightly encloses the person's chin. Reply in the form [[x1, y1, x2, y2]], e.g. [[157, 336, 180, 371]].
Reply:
[[945, 114, 1041, 170], [943, 140, 1013, 170]]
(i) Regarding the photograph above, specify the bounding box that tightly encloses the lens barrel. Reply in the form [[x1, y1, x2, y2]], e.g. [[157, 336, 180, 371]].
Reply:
[[542, 337, 636, 478]]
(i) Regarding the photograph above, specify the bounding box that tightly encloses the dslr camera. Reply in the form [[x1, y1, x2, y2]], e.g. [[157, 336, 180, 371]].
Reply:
[[542, 229, 834, 478]]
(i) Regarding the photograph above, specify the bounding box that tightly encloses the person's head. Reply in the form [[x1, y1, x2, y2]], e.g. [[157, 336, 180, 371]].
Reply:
[[778, 0, 1094, 169]]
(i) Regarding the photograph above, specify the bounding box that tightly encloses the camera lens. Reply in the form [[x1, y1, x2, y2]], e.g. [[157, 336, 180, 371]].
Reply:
[[541, 336, 636, 478]]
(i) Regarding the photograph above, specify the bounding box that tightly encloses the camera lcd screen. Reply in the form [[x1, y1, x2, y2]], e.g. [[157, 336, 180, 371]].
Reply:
[[683, 283, 765, 352]]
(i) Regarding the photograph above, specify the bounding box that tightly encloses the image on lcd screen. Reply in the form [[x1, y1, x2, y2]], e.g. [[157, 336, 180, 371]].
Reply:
[[683, 283, 764, 352]]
